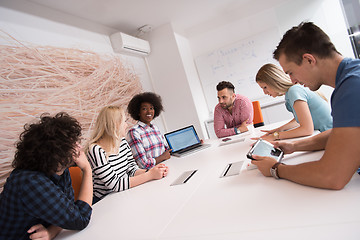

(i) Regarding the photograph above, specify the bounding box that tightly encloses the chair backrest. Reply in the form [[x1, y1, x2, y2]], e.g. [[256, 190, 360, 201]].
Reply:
[[252, 101, 264, 128], [204, 119, 217, 139], [69, 166, 82, 200]]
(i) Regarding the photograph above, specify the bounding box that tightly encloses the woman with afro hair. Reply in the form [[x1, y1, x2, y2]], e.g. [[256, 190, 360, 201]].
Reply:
[[127, 92, 171, 169]]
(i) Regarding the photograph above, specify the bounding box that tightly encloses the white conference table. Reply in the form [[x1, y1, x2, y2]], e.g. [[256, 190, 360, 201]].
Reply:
[[57, 122, 360, 240]]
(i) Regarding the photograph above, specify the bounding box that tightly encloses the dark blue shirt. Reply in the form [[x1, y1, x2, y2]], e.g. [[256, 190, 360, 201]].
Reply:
[[331, 58, 360, 175], [331, 58, 360, 127], [0, 168, 92, 240]]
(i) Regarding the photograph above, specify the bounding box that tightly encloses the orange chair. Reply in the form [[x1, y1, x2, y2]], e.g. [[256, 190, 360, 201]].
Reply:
[[69, 166, 82, 200], [252, 101, 264, 128]]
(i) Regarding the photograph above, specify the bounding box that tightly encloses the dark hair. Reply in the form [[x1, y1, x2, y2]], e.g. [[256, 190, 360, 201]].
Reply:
[[273, 22, 340, 65], [216, 81, 235, 92], [12, 112, 82, 175], [127, 92, 164, 121]]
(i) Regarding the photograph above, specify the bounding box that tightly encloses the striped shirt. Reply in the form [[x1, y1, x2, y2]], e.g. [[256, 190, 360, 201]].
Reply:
[[86, 138, 139, 200], [127, 121, 167, 169]]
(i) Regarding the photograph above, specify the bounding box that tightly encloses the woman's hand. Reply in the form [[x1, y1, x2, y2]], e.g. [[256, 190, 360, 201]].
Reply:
[[260, 129, 276, 135], [28, 224, 62, 240], [258, 133, 276, 142], [74, 147, 91, 172], [155, 149, 172, 164], [149, 163, 169, 179], [160, 149, 172, 160], [251, 130, 276, 141], [28, 224, 50, 240]]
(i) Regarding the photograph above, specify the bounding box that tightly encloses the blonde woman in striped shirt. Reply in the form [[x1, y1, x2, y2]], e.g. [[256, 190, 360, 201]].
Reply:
[[86, 106, 169, 204]]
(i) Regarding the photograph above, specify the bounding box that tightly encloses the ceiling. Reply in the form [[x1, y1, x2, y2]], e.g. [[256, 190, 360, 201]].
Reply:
[[0, 0, 290, 37]]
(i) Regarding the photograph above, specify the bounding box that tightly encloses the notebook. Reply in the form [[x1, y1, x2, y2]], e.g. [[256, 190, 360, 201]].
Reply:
[[164, 125, 210, 157]]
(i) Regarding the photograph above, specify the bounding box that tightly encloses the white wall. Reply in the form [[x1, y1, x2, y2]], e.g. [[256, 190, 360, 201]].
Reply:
[[174, 33, 209, 138], [189, 0, 353, 65], [145, 23, 204, 138], [0, 7, 111, 52], [0, 7, 152, 80], [179, 0, 353, 134], [143, 0, 354, 138], [0, 0, 355, 140], [0, 6, 168, 130]]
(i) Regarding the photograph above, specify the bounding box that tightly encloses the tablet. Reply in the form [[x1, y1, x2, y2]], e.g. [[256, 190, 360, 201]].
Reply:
[[247, 139, 284, 162]]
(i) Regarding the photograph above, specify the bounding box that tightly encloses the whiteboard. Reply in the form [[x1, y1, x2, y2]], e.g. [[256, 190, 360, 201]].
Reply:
[[195, 28, 282, 113]]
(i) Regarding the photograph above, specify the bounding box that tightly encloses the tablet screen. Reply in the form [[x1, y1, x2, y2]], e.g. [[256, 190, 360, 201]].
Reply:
[[247, 139, 283, 161]]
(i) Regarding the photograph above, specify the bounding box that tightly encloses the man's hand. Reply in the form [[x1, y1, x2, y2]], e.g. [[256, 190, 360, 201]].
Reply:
[[251, 155, 278, 177], [237, 119, 250, 133], [273, 141, 296, 154]]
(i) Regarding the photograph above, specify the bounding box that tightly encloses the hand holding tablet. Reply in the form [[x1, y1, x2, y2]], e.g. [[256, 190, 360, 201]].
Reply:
[[247, 139, 284, 162]]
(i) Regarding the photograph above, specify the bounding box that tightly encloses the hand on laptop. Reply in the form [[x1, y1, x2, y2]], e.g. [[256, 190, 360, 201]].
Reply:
[[162, 149, 172, 160], [155, 149, 172, 164]]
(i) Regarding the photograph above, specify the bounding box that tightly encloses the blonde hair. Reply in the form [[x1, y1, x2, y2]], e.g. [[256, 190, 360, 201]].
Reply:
[[256, 63, 293, 94], [256, 63, 327, 101], [86, 106, 125, 152]]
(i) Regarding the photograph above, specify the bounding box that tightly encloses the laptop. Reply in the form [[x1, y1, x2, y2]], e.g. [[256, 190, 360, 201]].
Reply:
[[164, 125, 210, 157]]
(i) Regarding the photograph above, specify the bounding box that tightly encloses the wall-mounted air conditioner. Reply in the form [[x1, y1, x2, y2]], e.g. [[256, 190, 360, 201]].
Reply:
[[110, 32, 150, 56]]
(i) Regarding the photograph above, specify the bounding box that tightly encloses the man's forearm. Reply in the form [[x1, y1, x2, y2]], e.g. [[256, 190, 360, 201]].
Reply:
[[294, 129, 331, 151]]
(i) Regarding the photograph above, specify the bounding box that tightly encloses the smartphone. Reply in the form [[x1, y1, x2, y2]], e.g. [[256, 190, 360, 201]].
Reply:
[[222, 137, 232, 142], [246, 139, 284, 162]]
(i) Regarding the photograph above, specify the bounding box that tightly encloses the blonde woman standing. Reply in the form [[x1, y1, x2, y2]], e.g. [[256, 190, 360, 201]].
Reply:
[[86, 106, 168, 204], [255, 63, 332, 141]]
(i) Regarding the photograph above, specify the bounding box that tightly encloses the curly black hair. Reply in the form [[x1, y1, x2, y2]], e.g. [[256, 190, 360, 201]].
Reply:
[[127, 92, 164, 121], [12, 112, 82, 175]]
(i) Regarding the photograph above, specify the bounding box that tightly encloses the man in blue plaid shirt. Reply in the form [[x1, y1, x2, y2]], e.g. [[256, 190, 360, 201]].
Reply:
[[0, 112, 93, 239]]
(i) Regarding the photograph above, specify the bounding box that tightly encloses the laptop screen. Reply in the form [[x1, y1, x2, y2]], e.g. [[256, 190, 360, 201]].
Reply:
[[165, 125, 200, 152]]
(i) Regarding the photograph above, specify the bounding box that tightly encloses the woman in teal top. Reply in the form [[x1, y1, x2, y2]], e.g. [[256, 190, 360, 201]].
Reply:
[[255, 63, 332, 141]]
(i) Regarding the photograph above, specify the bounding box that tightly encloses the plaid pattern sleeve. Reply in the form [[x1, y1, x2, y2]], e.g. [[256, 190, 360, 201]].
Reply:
[[214, 104, 237, 138], [128, 126, 156, 169], [0, 169, 92, 239], [22, 170, 92, 230], [127, 122, 167, 169]]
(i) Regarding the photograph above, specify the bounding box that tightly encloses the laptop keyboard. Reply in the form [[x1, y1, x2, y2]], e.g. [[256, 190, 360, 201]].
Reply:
[[173, 144, 211, 157], [176, 144, 202, 154]]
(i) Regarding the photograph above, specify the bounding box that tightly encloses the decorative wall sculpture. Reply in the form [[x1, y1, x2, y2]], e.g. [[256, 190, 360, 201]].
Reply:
[[0, 35, 142, 191]]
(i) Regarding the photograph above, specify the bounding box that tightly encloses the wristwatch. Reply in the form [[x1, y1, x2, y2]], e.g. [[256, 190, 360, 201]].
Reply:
[[270, 162, 284, 179], [273, 131, 280, 140], [234, 127, 240, 134]]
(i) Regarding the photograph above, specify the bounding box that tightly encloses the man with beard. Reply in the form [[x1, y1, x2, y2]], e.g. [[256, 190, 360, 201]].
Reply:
[[213, 81, 253, 138]]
